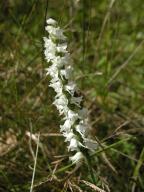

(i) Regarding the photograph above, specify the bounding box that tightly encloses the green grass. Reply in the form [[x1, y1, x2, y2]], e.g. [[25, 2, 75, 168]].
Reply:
[[0, 0, 144, 191]]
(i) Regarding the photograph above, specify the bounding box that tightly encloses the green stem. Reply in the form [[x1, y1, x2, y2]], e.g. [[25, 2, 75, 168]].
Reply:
[[55, 163, 74, 174], [84, 150, 96, 184], [91, 137, 131, 157], [87, 157, 96, 184]]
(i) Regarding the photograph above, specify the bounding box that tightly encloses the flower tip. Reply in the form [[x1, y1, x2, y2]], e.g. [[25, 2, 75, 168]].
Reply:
[[46, 18, 57, 25]]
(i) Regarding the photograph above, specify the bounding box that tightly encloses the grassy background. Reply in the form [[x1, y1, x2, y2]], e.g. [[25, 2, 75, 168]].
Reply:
[[0, 0, 144, 191]]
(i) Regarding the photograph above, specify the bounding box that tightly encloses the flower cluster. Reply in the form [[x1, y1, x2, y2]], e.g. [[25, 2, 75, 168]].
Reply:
[[44, 18, 96, 164]]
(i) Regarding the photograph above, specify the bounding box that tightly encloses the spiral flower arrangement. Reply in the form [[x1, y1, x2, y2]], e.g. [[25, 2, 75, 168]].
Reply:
[[44, 18, 96, 164]]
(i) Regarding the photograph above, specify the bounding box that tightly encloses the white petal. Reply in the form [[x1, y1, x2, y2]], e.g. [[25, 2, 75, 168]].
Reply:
[[66, 110, 78, 123], [60, 54, 72, 65], [43, 38, 56, 62], [53, 95, 68, 107], [49, 81, 63, 94], [46, 26, 66, 40], [57, 43, 67, 53], [46, 65, 58, 77], [68, 138, 79, 151], [45, 25, 54, 34], [60, 119, 73, 132], [43, 38, 56, 50], [75, 123, 87, 136], [71, 96, 82, 106], [60, 66, 73, 79], [46, 18, 57, 25], [63, 132, 75, 141], [58, 105, 68, 115], [84, 138, 97, 150], [78, 108, 88, 119], [65, 81, 77, 95], [44, 50, 55, 62], [70, 152, 84, 164]]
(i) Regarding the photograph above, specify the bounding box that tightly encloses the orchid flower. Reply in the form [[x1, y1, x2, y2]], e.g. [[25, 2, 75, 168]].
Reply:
[[44, 18, 97, 164]]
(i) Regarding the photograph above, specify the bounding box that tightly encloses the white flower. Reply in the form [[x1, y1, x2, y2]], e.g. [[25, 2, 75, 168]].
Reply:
[[46, 18, 57, 25], [43, 38, 56, 62], [49, 81, 63, 94], [65, 81, 77, 95], [70, 152, 84, 164], [44, 50, 56, 62], [46, 26, 66, 40], [60, 119, 73, 132], [50, 76, 59, 84], [84, 138, 97, 150], [68, 137, 86, 151], [60, 66, 73, 79], [71, 96, 83, 106], [75, 123, 87, 136], [57, 43, 67, 53], [53, 56, 65, 68], [60, 69, 67, 79], [78, 108, 88, 119], [63, 132, 75, 141], [66, 110, 78, 122], [54, 95, 68, 106], [45, 65, 58, 77], [53, 95, 68, 115], [60, 54, 72, 65], [43, 38, 56, 50], [68, 138, 79, 151]]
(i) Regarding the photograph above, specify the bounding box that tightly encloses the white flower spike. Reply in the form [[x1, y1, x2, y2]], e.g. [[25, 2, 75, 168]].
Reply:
[[44, 18, 97, 164]]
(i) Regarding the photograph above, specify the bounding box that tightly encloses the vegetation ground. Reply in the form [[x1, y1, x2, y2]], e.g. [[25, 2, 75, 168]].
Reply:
[[0, 0, 144, 191]]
